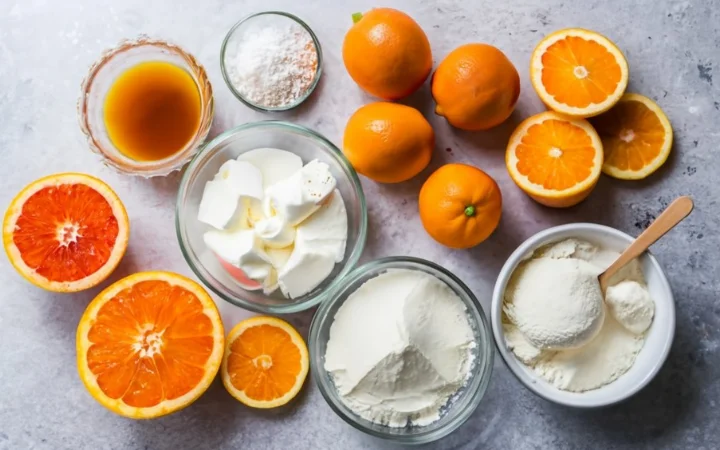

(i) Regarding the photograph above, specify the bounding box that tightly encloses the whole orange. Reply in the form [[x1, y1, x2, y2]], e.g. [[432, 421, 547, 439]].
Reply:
[[343, 8, 432, 100], [343, 102, 434, 183], [419, 164, 502, 249], [432, 44, 520, 131]]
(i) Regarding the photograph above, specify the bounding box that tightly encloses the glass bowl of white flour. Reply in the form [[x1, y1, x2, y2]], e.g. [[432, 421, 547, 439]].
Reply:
[[309, 257, 494, 444], [220, 12, 322, 112], [491, 223, 675, 408]]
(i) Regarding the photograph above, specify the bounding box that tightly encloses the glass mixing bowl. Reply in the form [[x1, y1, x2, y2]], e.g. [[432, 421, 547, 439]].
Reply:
[[78, 36, 214, 177], [220, 12, 323, 112], [176, 121, 367, 314], [309, 257, 495, 444]]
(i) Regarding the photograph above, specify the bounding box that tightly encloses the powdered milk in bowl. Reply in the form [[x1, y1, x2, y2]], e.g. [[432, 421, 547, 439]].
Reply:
[[220, 11, 322, 112], [491, 223, 675, 408], [309, 257, 494, 444]]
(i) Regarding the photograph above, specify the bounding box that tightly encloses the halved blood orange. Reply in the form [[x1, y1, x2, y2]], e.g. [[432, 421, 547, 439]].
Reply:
[[506, 111, 604, 208], [530, 28, 629, 118], [589, 93, 673, 180], [222, 316, 309, 409], [76, 271, 224, 419], [3, 173, 129, 292]]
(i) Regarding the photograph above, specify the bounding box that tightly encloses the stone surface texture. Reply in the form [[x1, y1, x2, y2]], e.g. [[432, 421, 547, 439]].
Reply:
[[1, 0, 718, 449]]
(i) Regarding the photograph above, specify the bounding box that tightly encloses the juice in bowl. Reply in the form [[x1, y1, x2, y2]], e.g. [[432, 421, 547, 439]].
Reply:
[[103, 61, 202, 162], [78, 36, 214, 177]]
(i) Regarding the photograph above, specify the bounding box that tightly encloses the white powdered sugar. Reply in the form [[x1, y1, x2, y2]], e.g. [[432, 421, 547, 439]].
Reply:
[[324, 269, 476, 427], [225, 17, 318, 108]]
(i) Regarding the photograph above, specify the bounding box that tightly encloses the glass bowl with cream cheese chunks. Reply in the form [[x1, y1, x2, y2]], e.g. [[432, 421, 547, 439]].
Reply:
[[176, 121, 367, 314], [308, 257, 494, 444]]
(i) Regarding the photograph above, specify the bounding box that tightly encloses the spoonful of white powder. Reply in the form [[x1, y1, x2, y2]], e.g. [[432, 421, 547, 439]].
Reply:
[[504, 256, 605, 350]]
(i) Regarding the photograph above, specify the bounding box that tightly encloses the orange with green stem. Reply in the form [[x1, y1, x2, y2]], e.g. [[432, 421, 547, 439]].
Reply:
[[419, 164, 503, 249]]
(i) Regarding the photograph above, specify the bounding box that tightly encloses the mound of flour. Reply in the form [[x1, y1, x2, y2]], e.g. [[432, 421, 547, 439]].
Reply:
[[324, 269, 476, 427]]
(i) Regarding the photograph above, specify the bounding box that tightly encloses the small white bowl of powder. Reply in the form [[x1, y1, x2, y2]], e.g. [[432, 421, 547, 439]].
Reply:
[[220, 11, 322, 111], [491, 223, 675, 408]]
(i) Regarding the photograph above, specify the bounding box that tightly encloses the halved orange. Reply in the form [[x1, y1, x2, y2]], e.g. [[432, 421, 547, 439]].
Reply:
[[76, 271, 224, 419], [506, 111, 604, 208], [222, 316, 308, 409], [531, 28, 629, 118], [3, 173, 129, 292], [589, 93, 673, 180]]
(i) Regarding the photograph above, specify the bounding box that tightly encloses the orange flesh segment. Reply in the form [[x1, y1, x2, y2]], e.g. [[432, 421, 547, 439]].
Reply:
[[590, 100, 666, 171], [226, 324, 302, 402], [515, 119, 597, 190], [86, 280, 214, 407], [11, 184, 119, 282], [541, 36, 622, 108]]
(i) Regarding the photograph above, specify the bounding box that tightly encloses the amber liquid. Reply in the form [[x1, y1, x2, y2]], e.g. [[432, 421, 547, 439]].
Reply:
[[103, 61, 202, 161]]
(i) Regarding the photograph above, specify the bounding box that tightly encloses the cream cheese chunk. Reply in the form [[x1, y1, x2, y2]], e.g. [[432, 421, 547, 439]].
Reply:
[[199, 160, 264, 230], [203, 228, 272, 282], [277, 246, 336, 299], [236, 148, 303, 188], [254, 216, 296, 249], [294, 189, 348, 262], [263, 160, 336, 226]]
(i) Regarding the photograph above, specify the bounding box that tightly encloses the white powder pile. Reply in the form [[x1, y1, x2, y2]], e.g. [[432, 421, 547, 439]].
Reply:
[[324, 269, 476, 427], [533, 316, 644, 391], [503, 239, 654, 392], [225, 18, 318, 108], [504, 257, 605, 350], [605, 280, 655, 334]]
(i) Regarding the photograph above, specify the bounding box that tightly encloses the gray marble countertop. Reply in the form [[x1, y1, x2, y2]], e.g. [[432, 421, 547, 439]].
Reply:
[[1, 0, 718, 449]]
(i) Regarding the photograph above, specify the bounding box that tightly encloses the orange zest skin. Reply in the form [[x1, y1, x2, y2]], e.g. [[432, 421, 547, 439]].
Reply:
[[432, 43, 520, 131], [419, 163, 502, 249], [3, 173, 129, 292], [506, 112, 604, 208], [342, 8, 432, 100], [77, 272, 224, 419], [589, 93, 673, 179], [222, 316, 309, 409], [343, 102, 434, 183]]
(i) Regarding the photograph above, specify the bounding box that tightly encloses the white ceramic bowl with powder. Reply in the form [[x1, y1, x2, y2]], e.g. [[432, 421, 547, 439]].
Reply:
[[491, 223, 675, 408]]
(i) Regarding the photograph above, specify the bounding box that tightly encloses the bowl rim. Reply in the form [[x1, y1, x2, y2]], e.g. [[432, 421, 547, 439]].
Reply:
[[175, 120, 367, 314], [219, 11, 323, 112], [490, 223, 676, 408], [308, 256, 495, 444]]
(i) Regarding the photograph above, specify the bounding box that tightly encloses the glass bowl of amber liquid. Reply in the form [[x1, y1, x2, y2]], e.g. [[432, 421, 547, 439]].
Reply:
[[78, 36, 214, 177]]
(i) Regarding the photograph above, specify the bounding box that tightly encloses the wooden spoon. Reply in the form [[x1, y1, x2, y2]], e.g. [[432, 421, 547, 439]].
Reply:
[[598, 196, 694, 293]]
